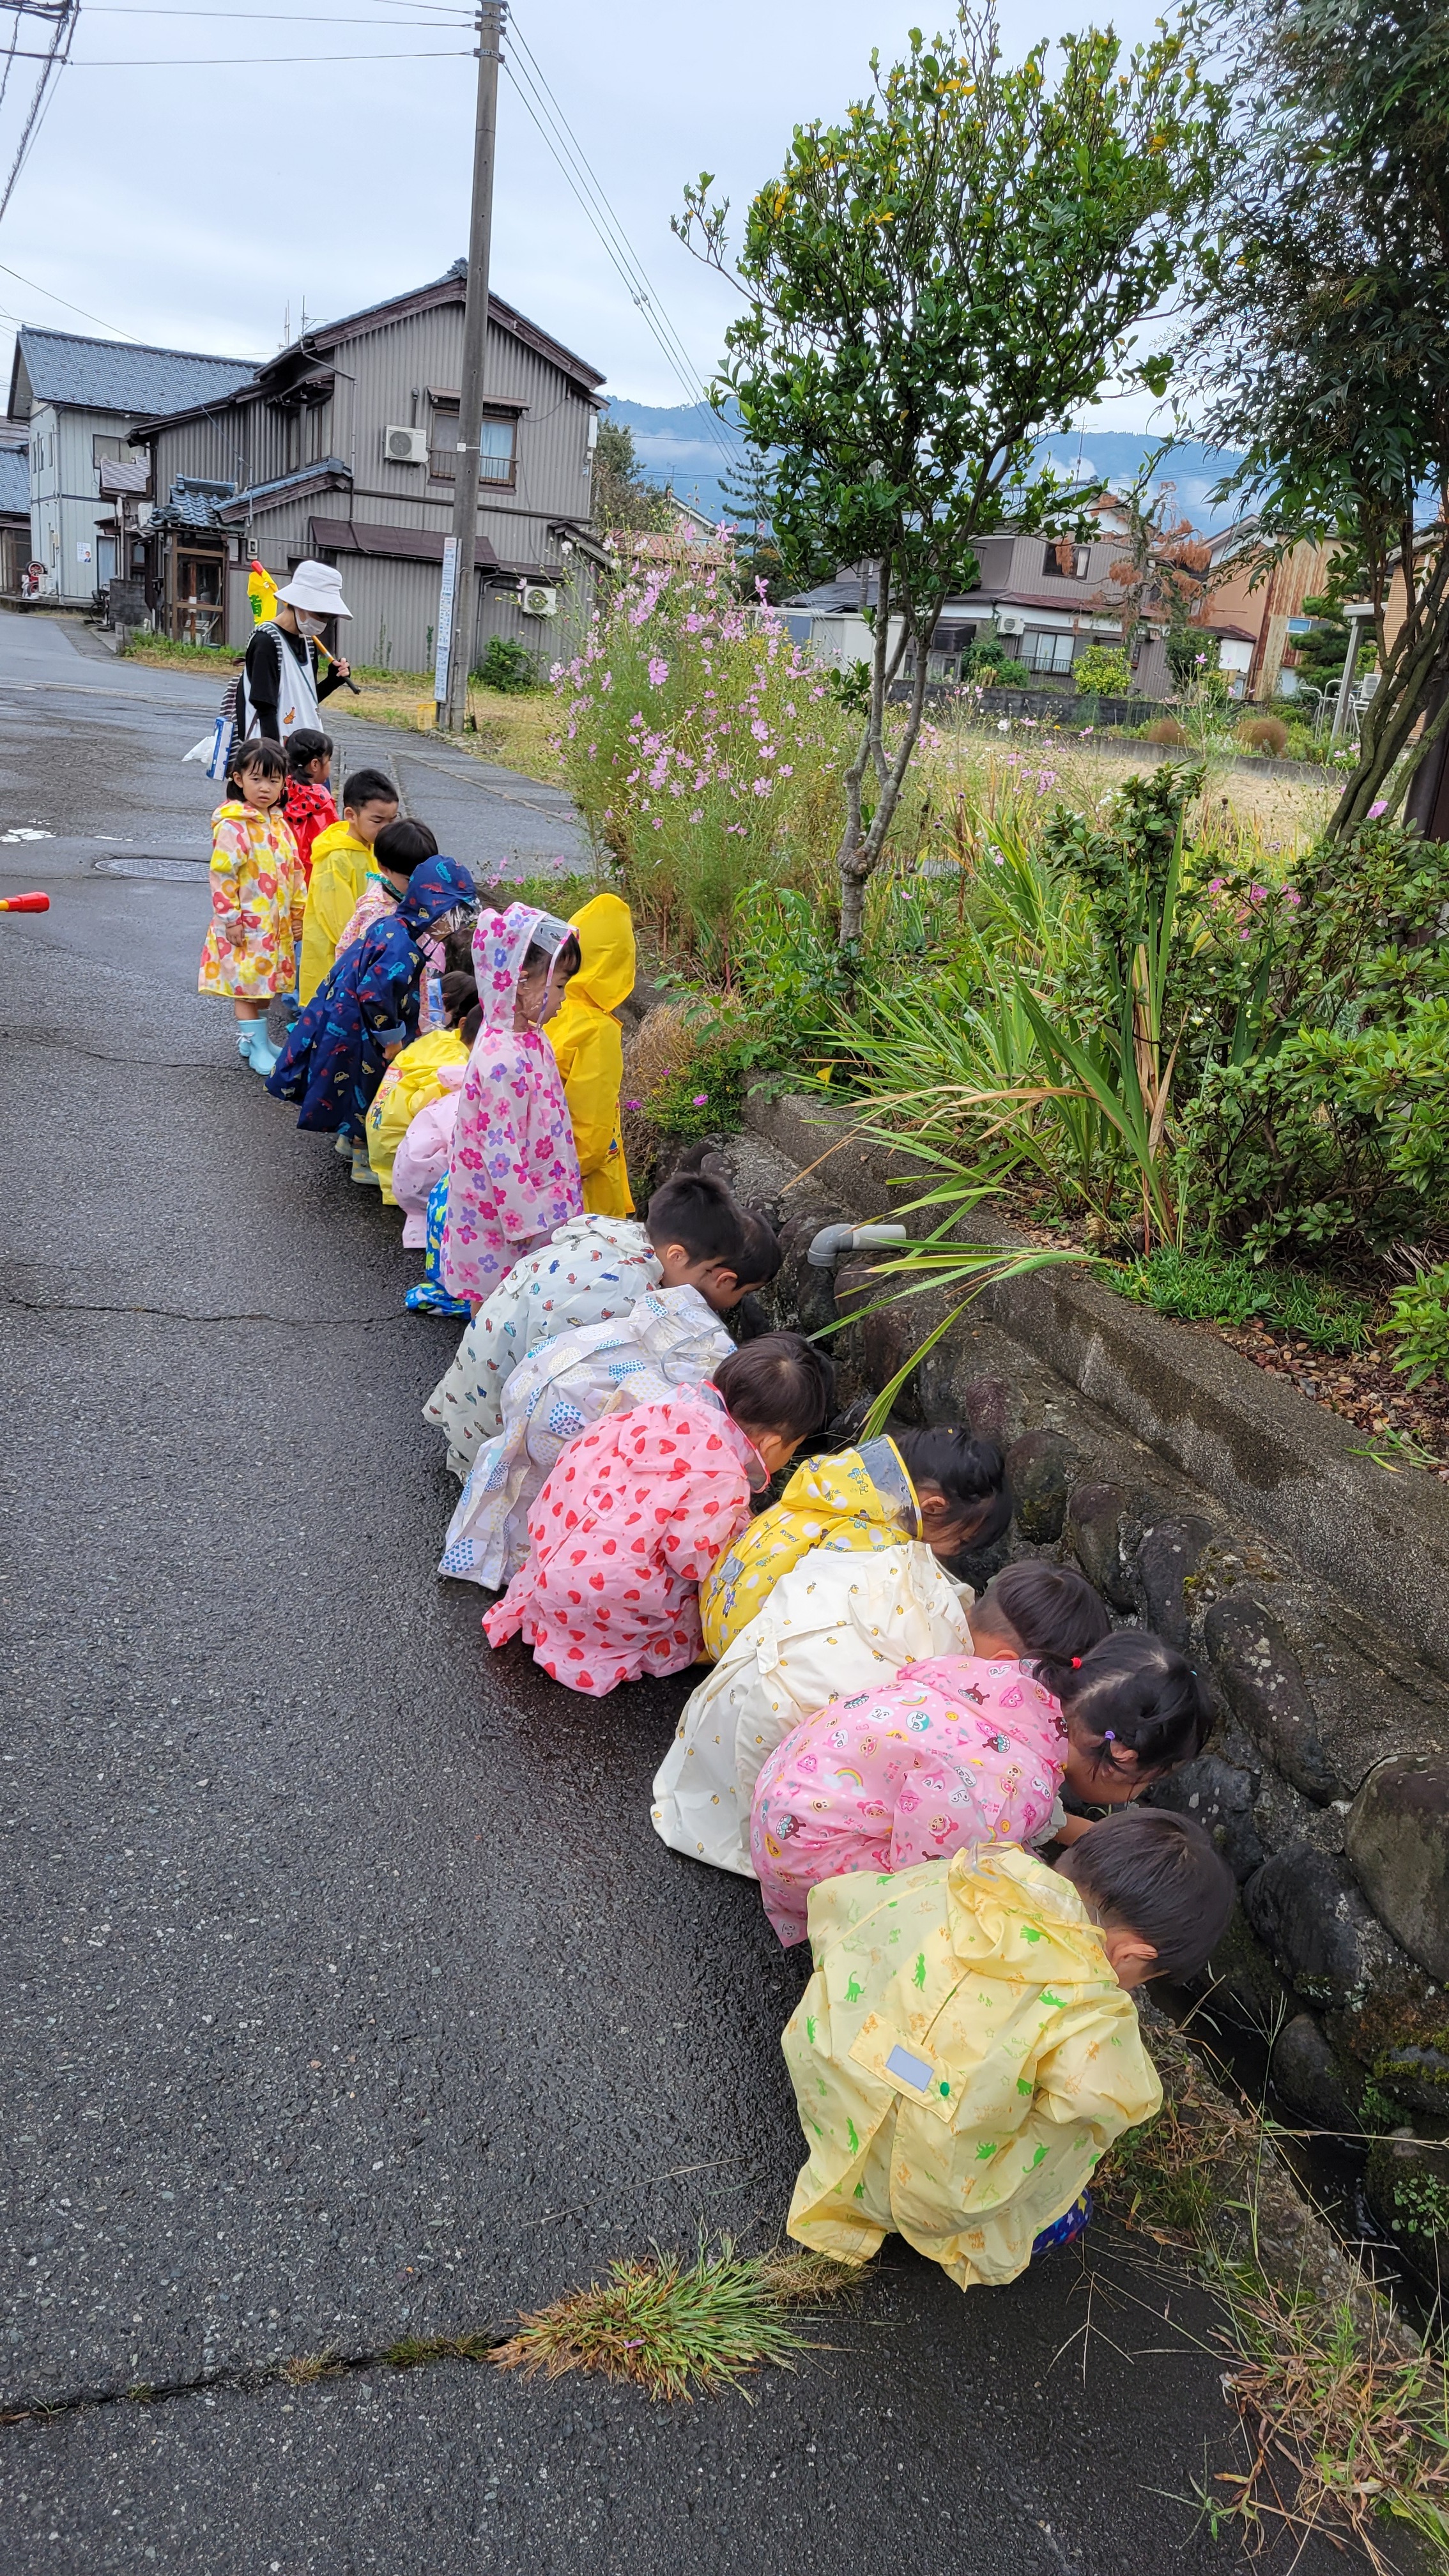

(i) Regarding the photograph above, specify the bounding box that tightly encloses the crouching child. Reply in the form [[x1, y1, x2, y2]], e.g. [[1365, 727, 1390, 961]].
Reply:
[[782, 1808, 1234, 2290]]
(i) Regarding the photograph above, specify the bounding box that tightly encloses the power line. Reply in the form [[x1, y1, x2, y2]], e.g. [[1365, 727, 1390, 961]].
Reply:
[[61, 46, 474, 62], [503, 24, 739, 473], [0, 0, 75, 228]]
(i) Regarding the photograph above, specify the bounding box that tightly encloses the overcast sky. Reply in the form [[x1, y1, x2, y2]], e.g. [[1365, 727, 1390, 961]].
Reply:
[[1, 0, 1174, 426]]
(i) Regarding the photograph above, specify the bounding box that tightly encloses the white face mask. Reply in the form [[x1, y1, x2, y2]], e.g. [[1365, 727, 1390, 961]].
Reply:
[[293, 610, 326, 637]]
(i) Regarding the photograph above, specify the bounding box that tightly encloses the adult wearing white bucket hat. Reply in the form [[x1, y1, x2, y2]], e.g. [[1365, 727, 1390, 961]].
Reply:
[[238, 558, 353, 744]]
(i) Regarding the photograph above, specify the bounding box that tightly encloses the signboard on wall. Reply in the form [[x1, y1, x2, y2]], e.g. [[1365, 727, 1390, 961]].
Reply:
[[76, 541, 92, 565]]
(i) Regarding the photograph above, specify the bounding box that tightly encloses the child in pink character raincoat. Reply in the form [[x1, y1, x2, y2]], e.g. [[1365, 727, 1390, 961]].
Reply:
[[439, 904, 583, 1309], [749, 1623, 1211, 1947], [483, 1336, 834, 1699]]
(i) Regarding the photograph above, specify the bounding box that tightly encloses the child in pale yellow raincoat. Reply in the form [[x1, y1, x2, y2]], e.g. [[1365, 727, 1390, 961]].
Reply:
[[783, 1803, 1222, 2287], [546, 893, 636, 1215], [782, 1809, 1233, 2290], [365, 970, 478, 1203], [698, 1428, 1009, 1661]]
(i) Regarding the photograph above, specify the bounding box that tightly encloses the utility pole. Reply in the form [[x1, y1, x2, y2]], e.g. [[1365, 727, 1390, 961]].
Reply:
[[435, 0, 506, 732]]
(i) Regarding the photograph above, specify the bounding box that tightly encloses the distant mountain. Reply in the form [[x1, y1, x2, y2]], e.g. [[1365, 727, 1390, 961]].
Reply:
[[602, 401, 1247, 535]]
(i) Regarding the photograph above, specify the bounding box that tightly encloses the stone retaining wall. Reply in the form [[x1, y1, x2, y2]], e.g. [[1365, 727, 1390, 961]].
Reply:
[[724, 1095, 1449, 2273]]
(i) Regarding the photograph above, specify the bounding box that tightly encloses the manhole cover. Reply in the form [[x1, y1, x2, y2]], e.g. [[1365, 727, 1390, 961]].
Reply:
[[94, 855, 211, 882]]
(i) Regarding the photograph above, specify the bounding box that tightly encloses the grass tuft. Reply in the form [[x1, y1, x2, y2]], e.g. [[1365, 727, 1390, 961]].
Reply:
[[383, 2333, 496, 2371], [1205, 2284, 1449, 2572], [489, 2237, 857, 2402], [280, 2348, 344, 2387]]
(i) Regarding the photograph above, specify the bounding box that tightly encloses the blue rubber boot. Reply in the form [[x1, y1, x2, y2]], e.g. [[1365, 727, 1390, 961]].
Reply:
[[237, 1021, 259, 1063], [247, 1024, 282, 1078]]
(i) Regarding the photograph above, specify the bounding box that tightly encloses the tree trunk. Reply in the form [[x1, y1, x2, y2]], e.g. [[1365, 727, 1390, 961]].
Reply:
[[836, 568, 944, 948]]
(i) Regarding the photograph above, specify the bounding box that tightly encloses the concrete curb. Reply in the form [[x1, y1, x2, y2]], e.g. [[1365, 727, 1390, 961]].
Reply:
[[745, 1085, 1449, 1688]]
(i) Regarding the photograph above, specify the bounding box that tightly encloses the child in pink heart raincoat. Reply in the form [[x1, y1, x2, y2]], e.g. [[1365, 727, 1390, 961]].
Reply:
[[439, 904, 583, 1308], [749, 1623, 1210, 1947], [482, 1335, 834, 1698]]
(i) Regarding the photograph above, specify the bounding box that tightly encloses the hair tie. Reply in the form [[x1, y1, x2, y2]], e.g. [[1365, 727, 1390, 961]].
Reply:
[[1103, 1728, 1116, 1741], [1071, 1656, 1082, 1668]]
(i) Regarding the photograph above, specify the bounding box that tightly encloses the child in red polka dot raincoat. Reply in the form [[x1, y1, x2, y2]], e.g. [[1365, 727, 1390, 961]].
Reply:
[[482, 1336, 833, 1697]]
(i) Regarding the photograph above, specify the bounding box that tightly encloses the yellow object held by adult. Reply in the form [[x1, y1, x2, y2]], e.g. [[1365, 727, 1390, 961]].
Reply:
[[547, 892, 636, 1217]]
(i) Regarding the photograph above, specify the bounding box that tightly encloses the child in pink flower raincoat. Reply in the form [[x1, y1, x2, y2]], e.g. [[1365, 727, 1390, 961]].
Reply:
[[483, 1335, 834, 1698], [749, 1621, 1210, 1947], [439, 904, 583, 1309]]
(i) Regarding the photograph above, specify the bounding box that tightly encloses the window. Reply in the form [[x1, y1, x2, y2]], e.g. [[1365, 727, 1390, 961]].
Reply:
[[1020, 629, 1076, 676], [93, 434, 127, 467], [429, 402, 516, 487], [1042, 539, 1090, 579]]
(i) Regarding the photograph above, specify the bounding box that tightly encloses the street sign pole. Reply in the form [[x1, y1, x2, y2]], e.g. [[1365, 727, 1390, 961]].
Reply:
[[435, 0, 507, 732]]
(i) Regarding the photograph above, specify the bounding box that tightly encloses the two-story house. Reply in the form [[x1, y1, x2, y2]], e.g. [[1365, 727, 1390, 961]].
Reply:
[[128, 263, 605, 673], [781, 522, 1172, 694], [6, 328, 256, 604]]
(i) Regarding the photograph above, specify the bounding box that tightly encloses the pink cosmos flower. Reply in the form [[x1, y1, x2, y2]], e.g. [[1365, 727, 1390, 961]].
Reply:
[[648, 656, 670, 686]]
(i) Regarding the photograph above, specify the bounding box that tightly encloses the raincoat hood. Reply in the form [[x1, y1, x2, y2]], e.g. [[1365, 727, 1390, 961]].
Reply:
[[567, 893, 636, 1015], [700, 1436, 921, 1660], [471, 902, 571, 1031], [398, 856, 477, 937], [781, 1843, 1162, 2291]]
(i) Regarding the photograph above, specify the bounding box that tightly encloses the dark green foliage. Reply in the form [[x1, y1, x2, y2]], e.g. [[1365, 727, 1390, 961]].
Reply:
[[475, 636, 539, 694], [1111, 1244, 1374, 1349]]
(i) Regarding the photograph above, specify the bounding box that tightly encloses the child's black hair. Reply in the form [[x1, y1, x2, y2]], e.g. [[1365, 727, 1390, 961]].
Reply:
[[443, 924, 476, 977], [645, 1169, 747, 1270], [734, 1208, 783, 1288], [1057, 1808, 1235, 1982], [373, 818, 439, 878], [975, 1563, 1110, 1679], [459, 1000, 483, 1045], [439, 970, 479, 1028], [893, 1429, 1010, 1550], [229, 734, 287, 785], [715, 1334, 834, 1443], [341, 767, 399, 812], [1057, 1631, 1209, 1784], [522, 931, 582, 979], [286, 726, 332, 774]]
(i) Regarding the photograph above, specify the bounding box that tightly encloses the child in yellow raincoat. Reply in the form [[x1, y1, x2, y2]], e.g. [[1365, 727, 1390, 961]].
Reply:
[[783, 1809, 1233, 2290], [698, 1427, 1009, 1661], [546, 892, 636, 1215], [297, 767, 399, 1004], [365, 969, 478, 1202]]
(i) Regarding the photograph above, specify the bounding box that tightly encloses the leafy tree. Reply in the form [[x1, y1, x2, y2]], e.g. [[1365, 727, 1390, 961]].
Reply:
[[676, 4, 1225, 946], [1180, 0, 1449, 834], [1100, 451, 1222, 682], [592, 420, 673, 536], [1073, 642, 1133, 696]]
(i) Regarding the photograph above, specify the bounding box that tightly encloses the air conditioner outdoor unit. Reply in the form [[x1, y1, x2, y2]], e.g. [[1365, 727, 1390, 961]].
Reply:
[[521, 583, 558, 618], [994, 612, 1025, 637], [384, 425, 429, 466]]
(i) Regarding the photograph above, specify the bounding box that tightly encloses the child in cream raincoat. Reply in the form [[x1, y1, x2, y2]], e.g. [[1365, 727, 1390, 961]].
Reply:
[[782, 1811, 1234, 2290], [698, 1429, 1009, 1662], [438, 1284, 735, 1590], [650, 1560, 1107, 1882]]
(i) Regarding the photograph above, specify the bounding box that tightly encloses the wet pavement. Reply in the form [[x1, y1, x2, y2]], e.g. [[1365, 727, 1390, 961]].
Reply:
[[1, 613, 1354, 2573]]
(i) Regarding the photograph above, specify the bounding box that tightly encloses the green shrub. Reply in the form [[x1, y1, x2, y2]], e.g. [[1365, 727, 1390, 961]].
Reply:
[[1073, 643, 1133, 698], [1386, 1261, 1449, 1389], [475, 636, 539, 694]]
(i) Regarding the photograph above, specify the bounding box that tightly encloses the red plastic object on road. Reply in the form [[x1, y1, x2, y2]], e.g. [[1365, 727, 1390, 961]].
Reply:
[[0, 890, 49, 911]]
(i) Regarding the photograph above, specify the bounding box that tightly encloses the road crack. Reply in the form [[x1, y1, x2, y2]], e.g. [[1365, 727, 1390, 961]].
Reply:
[[1, 1291, 414, 1326], [1, 2329, 510, 2428]]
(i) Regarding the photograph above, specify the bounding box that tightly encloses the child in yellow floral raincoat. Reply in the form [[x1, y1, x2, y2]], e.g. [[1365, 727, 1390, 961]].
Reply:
[[198, 737, 306, 1078], [782, 1810, 1232, 2289], [698, 1428, 1009, 1661]]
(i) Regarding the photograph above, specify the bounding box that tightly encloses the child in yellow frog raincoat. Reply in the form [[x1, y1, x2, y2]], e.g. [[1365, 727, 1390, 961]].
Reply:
[[782, 1810, 1232, 2290], [546, 893, 635, 1216], [698, 1427, 1009, 1661]]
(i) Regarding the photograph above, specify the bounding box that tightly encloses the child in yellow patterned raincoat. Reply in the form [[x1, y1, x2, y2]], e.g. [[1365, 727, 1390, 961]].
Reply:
[[782, 1809, 1233, 2290], [698, 1428, 1009, 1661]]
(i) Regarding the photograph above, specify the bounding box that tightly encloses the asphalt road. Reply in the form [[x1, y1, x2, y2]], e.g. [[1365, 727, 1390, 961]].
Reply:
[[1, 613, 1348, 2575]]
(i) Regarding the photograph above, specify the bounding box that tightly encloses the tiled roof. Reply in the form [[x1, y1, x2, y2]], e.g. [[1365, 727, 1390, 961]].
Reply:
[[16, 327, 255, 417], [0, 445, 27, 516]]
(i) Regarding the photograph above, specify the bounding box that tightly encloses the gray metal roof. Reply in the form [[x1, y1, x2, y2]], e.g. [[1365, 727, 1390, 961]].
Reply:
[[14, 327, 256, 418], [0, 445, 27, 516]]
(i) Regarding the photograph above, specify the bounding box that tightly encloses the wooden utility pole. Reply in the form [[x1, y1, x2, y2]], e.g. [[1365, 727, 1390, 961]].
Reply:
[[435, 0, 506, 731]]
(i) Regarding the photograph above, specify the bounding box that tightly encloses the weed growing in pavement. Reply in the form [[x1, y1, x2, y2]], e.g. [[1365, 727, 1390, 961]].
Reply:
[[489, 2237, 857, 2402], [383, 2332, 496, 2369], [1102, 2020, 1449, 2568], [281, 2348, 345, 2386]]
